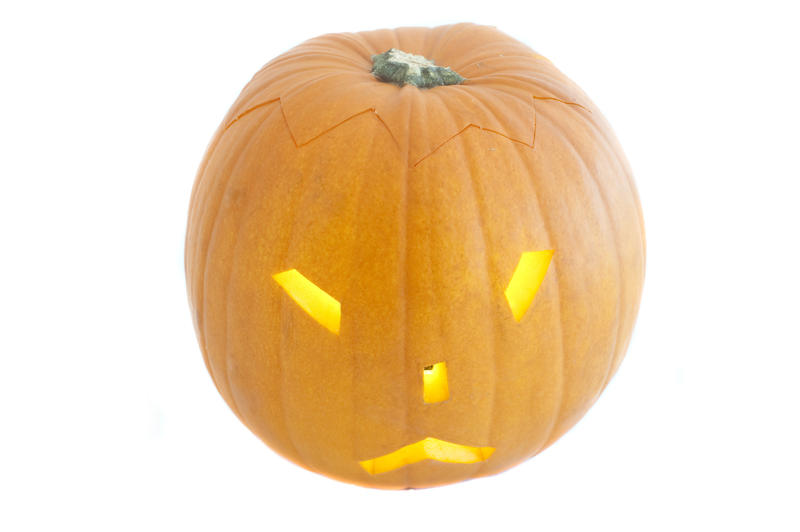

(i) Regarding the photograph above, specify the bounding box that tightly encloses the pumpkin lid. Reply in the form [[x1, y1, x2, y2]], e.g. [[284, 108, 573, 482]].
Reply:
[[220, 23, 589, 167]]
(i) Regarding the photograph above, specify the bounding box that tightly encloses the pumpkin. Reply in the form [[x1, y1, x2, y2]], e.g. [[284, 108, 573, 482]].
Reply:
[[185, 22, 645, 489]]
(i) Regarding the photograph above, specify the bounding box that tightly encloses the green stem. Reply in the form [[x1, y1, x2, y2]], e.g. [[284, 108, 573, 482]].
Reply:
[[371, 49, 465, 89]]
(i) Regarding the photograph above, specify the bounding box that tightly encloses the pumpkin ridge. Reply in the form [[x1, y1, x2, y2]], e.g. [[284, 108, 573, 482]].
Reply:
[[223, 168, 249, 430], [342, 146, 375, 481], [460, 134, 500, 481], [472, 68, 591, 110], [416, 95, 497, 484], [273, 132, 331, 472], [423, 22, 454, 65], [540, 104, 623, 406], [193, 104, 274, 255], [455, 53, 551, 75], [399, 93, 411, 490], [263, 47, 369, 72], [452, 87, 538, 476], [224, 105, 318, 465], [539, 90, 645, 381], [577, 120, 639, 396], [186, 108, 239, 283], [512, 137, 567, 456], [187, 123, 237, 340], [199, 106, 276, 418], [356, 28, 397, 63], [336, 31, 381, 62], [565, 101, 645, 388], [207, 115, 278, 413], [564, 94, 646, 264], [227, 102, 311, 466], [405, 23, 471, 68], [428, 23, 522, 72]]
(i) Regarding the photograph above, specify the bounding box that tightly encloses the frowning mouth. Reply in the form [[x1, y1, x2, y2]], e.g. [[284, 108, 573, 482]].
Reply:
[[359, 437, 495, 475]]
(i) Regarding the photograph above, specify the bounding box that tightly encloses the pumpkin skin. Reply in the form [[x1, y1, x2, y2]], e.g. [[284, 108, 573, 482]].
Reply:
[[185, 23, 645, 489]]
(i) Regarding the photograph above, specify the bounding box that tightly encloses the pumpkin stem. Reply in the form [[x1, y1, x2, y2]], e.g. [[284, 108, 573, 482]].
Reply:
[[371, 49, 465, 89]]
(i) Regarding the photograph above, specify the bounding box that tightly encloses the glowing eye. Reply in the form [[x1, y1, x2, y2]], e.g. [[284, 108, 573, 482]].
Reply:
[[423, 362, 449, 403], [504, 250, 554, 322], [273, 269, 341, 334]]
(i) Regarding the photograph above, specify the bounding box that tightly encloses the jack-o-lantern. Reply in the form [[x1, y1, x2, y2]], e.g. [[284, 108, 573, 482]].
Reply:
[[185, 23, 645, 489]]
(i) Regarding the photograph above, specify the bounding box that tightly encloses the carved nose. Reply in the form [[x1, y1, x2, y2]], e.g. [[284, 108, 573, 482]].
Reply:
[[422, 362, 449, 403]]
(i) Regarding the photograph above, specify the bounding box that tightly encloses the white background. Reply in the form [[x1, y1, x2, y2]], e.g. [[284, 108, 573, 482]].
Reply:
[[1, 1, 798, 530]]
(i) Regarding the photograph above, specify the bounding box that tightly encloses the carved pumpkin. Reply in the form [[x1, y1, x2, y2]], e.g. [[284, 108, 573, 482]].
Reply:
[[185, 23, 645, 489]]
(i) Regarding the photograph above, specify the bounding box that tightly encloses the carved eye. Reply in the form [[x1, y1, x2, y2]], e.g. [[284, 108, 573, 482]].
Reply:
[[273, 269, 341, 334], [504, 250, 554, 322]]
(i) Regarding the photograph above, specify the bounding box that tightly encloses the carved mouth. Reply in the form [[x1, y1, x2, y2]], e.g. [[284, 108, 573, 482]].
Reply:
[[359, 437, 495, 475]]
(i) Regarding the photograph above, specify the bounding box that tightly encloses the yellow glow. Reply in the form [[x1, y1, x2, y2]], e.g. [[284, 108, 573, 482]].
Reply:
[[423, 362, 449, 403], [504, 250, 554, 322], [359, 437, 495, 475], [272, 269, 341, 334]]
